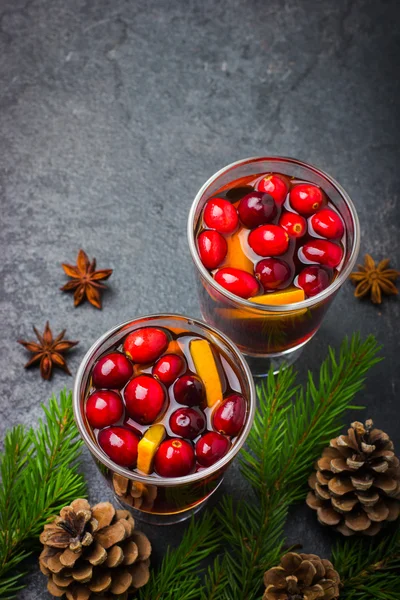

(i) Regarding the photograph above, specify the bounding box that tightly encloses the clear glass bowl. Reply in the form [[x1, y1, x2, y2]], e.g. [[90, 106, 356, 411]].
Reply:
[[73, 314, 256, 525], [188, 157, 360, 376]]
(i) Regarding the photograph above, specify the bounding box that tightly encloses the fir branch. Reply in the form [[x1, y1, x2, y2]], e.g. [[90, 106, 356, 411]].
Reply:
[[204, 334, 381, 600], [137, 511, 220, 600], [242, 334, 382, 502], [0, 390, 86, 599], [332, 522, 400, 600]]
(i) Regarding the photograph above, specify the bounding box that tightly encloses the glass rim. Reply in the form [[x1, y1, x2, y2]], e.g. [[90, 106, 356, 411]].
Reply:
[[73, 313, 257, 487], [187, 156, 361, 312]]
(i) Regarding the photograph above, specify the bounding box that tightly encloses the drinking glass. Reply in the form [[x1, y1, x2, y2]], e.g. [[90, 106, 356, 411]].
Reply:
[[73, 314, 256, 525], [188, 157, 360, 376]]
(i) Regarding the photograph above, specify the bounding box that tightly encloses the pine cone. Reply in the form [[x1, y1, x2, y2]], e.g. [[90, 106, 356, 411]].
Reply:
[[39, 499, 151, 599], [263, 552, 340, 600], [307, 420, 400, 536], [112, 474, 157, 511]]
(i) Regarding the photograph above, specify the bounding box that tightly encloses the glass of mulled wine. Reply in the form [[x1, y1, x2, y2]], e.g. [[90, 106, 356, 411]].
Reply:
[[73, 314, 255, 525], [188, 157, 360, 376]]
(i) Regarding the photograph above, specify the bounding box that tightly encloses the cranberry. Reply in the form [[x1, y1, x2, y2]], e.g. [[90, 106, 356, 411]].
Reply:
[[248, 225, 289, 257], [310, 208, 344, 239], [197, 230, 227, 270], [98, 427, 139, 467], [257, 174, 289, 205], [86, 390, 124, 429], [92, 352, 133, 390], [238, 192, 277, 228], [297, 266, 331, 297], [255, 258, 292, 290], [154, 438, 195, 477], [173, 375, 205, 406], [301, 240, 343, 268], [289, 184, 326, 215], [214, 267, 259, 299], [152, 353, 186, 387], [124, 375, 166, 425], [203, 197, 239, 234], [169, 407, 206, 439], [279, 211, 307, 238], [123, 327, 169, 364], [212, 394, 246, 436], [195, 432, 230, 467]]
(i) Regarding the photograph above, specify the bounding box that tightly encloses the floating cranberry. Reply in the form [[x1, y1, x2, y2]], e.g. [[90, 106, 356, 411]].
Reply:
[[279, 211, 307, 238], [124, 375, 166, 425], [212, 394, 246, 436], [154, 438, 195, 477], [255, 258, 292, 290], [257, 174, 289, 205], [289, 184, 326, 215], [197, 230, 227, 270], [123, 327, 169, 364], [86, 390, 124, 429], [153, 353, 186, 387], [301, 240, 343, 268], [195, 432, 230, 467], [248, 224, 289, 257], [238, 191, 277, 228], [214, 267, 259, 299], [173, 375, 205, 406], [169, 407, 206, 439], [98, 427, 139, 467], [310, 208, 344, 240], [203, 197, 239, 234], [297, 266, 331, 297], [92, 352, 133, 389]]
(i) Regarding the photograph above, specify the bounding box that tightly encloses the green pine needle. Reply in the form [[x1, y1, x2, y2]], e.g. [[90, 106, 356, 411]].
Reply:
[[137, 511, 220, 600], [203, 333, 383, 600], [332, 521, 400, 600], [0, 390, 87, 599]]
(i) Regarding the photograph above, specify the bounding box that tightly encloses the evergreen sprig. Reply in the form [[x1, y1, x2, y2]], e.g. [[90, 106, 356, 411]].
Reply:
[[332, 521, 400, 600], [204, 333, 382, 600], [137, 511, 220, 600], [0, 390, 87, 599]]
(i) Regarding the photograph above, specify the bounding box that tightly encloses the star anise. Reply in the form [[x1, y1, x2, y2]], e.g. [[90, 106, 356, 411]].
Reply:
[[60, 249, 113, 309], [350, 254, 399, 304], [18, 322, 79, 380]]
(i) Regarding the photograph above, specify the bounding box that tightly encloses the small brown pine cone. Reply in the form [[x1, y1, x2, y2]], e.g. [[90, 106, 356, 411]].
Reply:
[[306, 419, 400, 536], [263, 552, 340, 600], [112, 473, 157, 511], [39, 499, 152, 599]]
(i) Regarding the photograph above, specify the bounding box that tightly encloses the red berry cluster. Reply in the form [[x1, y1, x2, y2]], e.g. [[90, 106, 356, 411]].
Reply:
[[85, 326, 247, 478], [196, 173, 345, 300]]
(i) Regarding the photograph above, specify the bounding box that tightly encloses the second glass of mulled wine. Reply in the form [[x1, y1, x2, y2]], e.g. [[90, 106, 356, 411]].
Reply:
[[188, 157, 360, 376]]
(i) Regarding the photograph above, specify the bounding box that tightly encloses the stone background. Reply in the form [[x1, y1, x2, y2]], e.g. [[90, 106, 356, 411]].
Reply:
[[0, 0, 399, 596]]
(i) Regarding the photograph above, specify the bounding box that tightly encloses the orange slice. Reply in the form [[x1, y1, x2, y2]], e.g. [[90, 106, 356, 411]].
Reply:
[[137, 424, 166, 474], [249, 287, 305, 306], [222, 230, 253, 274], [190, 339, 223, 407], [215, 288, 307, 322]]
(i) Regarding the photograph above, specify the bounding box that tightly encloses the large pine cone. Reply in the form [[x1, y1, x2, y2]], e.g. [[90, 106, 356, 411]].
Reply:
[[307, 420, 400, 536], [39, 499, 151, 599], [263, 552, 340, 600]]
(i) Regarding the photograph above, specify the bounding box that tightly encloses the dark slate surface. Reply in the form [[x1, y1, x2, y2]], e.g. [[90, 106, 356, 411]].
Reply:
[[0, 0, 399, 596]]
